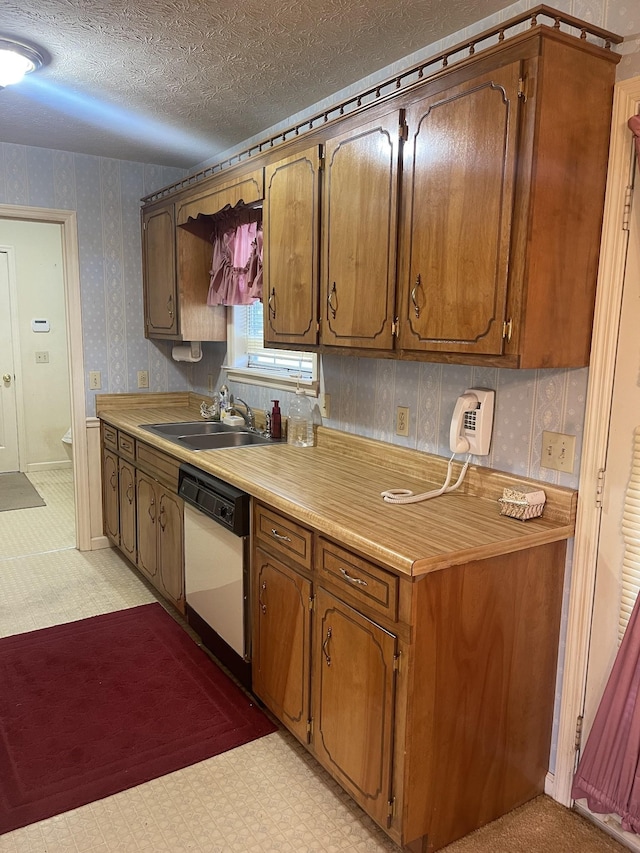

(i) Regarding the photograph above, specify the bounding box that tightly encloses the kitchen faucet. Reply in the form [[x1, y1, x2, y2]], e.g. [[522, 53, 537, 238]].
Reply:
[[231, 398, 255, 430]]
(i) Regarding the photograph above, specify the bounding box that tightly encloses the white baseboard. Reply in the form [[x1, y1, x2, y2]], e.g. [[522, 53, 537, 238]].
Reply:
[[91, 534, 111, 550], [574, 801, 640, 852], [545, 771, 555, 797], [26, 460, 73, 472]]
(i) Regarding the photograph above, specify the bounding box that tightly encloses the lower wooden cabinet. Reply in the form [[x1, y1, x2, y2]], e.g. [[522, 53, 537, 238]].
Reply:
[[252, 547, 312, 744], [101, 424, 185, 614], [136, 472, 184, 612], [102, 448, 119, 544], [118, 459, 136, 562], [251, 500, 566, 852], [313, 588, 397, 830]]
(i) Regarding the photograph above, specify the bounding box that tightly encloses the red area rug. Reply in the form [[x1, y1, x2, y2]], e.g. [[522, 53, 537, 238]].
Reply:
[[0, 603, 276, 834]]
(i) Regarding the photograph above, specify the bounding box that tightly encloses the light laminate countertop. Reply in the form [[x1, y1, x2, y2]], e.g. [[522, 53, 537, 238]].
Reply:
[[97, 393, 577, 579]]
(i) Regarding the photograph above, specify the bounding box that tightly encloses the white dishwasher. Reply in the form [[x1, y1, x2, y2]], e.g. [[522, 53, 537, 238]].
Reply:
[[178, 463, 251, 687]]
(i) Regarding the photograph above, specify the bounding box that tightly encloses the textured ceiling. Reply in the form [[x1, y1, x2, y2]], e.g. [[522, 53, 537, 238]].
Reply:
[[1, 0, 514, 168]]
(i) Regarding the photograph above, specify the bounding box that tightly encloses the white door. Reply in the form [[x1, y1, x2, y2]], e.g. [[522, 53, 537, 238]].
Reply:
[[582, 174, 640, 736], [0, 250, 19, 472]]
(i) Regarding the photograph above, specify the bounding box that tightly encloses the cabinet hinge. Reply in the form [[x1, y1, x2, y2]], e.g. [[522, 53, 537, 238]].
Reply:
[[387, 797, 396, 823], [595, 467, 606, 509], [517, 76, 527, 102], [399, 120, 408, 142], [392, 317, 399, 336], [623, 184, 634, 232], [307, 718, 313, 739], [502, 318, 513, 342], [393, 652, 401, 673], [575, 714, 584, 751], [319, 150, 325, 171], [316, 319, 321, 334], [308, 594, 315, 612]]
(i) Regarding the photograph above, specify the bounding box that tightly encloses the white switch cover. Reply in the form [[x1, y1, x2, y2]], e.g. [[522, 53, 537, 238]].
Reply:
[[89, 371, 101, 390], [137, 370, 149, 389], [541, 431, 576, 474]]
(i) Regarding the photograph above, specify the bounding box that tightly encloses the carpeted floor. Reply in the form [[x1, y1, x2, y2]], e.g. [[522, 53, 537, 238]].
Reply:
[[0, 472, 45, 512], [441, 795, 627, 852], [0, 602, 276, 835]]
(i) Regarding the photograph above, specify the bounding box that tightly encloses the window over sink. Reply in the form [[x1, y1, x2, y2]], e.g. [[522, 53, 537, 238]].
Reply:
[[225, 302, 318, 394]]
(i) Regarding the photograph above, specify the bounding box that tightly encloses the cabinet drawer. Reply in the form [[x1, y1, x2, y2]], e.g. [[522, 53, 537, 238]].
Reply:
[[136, 441, 180, 491], [317, 538, 398, 621], [254, 504, 312, 571], [103, 424, 118, 452], [117, 431, 136, 462]]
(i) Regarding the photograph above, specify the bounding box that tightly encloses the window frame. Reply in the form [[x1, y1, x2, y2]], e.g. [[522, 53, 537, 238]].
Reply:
[[224, 304, 319, 395]]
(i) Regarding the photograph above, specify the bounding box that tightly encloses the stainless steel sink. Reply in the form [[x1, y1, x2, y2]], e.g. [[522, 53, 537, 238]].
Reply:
[[141, 421, 233, 437], [139, 421, 275, 450]]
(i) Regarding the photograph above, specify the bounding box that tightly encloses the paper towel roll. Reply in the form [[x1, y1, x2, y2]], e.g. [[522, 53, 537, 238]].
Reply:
[[171, 342, 202, 362]]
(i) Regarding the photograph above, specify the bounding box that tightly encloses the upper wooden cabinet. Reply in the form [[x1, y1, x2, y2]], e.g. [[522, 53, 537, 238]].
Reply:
[[321, 111, 401, 350], [142, 201, 179, 338], [397, 38, 617, 367], [141, 167, 264, 343], [263, 147, 321, 347], [397, 63, 520, 358], [141, 17, 620, 368]]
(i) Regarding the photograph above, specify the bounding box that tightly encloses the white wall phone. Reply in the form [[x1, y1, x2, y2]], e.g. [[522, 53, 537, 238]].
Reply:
[[449, 388, 495, 456], [381, 387, 495, 504]]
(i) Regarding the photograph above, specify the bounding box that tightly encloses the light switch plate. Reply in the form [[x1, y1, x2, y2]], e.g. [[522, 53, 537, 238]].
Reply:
[[541, 430, 576, 474], [137, 370, 149, 389], [89, 371, 101, 390]]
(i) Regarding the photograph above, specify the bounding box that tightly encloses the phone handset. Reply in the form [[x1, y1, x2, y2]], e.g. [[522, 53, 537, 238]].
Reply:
[[449, 392, 478, 454]]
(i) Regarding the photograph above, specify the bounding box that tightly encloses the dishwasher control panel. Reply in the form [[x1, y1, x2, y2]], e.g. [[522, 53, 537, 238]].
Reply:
[[178, 463, 250, 536]]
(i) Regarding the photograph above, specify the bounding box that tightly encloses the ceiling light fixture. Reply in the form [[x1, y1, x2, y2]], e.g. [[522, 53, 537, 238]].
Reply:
[[0, 36, 47, 88]]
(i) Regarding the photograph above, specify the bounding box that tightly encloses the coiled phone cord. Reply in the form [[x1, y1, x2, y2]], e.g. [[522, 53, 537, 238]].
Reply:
[[380, 453, 471, 504]]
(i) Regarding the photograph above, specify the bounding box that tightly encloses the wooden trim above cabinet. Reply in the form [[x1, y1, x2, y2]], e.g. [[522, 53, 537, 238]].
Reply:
[[176, 167, 265, 225]]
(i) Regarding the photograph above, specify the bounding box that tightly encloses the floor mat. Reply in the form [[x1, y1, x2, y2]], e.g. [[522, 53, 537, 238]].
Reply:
[[0, 602, 276, 834], [0, 472, 46, 512]]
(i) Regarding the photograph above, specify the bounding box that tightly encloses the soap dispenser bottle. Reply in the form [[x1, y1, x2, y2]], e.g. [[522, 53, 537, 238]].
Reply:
[[287, 389, 314, 447], [270, 400, 282, 439]]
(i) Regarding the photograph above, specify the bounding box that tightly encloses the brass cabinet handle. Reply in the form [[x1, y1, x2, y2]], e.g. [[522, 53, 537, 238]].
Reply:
[[259, 580, 267, 614], [271, 528, 292, 542], [339, 567, 368, 587], [110, 471, 117, 489], [268, 287, 276, 319], [327, 282, 337, 319], [322, 626, 332, 667], [126, 483, 133, 504], [167, 294, 174, 319], [158, 503, 167, 531], [148, 496, 156, 522], [411, 274, 422, 318]]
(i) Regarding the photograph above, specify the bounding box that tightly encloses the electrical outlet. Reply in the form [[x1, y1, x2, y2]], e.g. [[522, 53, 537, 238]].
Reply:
[[137, 370, 149, 389], [320, 394, 331, 419], [89, 371, 101, 390], [541, 430, 576, 474], [396, 406, 409, 437], [35, 351, 49, 363]]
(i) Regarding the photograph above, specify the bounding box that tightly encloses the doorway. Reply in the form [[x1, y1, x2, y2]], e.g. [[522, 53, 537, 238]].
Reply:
[[0, 205, 90, 551], [553, 76, 640, 829]]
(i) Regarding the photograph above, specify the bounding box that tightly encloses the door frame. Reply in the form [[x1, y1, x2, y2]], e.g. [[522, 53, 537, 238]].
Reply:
[[0, 246, 25, 472], [0, 205, 90, 551], [553, 76, 640, 805]]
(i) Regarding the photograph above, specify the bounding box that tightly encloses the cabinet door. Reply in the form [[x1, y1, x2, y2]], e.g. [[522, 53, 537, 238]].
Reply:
[[321, 111, 401, 349], [157, 488, 185, 612], [253, 547, 312, 744], [136, 473, 158, 583], [102, 449, 119, 544], [313, 588, 397, 828], [397, 62, 521, 356], [142, 203, 178, 338], [263, 147, 321, 347], [118, 459, 136, 562]]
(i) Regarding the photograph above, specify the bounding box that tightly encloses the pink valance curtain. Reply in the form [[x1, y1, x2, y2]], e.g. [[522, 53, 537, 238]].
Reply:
[[630, 115, 640, 166]]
